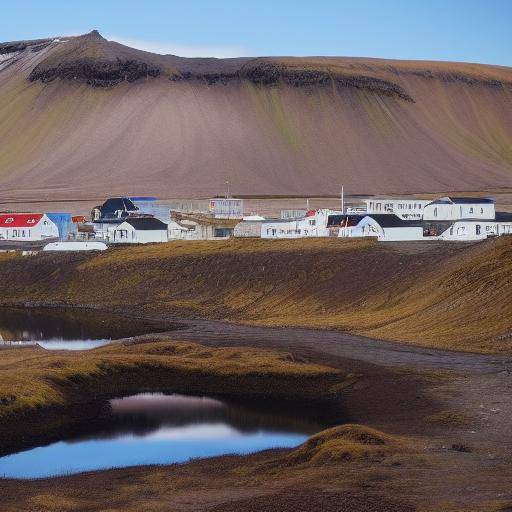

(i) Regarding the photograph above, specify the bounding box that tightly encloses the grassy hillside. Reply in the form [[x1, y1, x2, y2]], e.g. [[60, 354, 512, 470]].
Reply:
[[0, 237, 511, 353], [0, 32, 511, 200]]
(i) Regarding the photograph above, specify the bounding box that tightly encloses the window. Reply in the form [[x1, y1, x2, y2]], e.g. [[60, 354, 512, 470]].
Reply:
[[480, 208, 484, 214], [434, 207, 438, 217], [476, 225, 481, 235], [309, 219, 316, 226], [469, 207, 474, 214]]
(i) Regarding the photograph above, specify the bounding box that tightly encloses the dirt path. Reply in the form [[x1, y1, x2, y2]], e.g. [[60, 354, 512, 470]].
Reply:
[[160, 318, 512, 373]]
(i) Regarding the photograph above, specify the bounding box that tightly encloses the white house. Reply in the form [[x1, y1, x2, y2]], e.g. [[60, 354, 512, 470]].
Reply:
[[423, 197, 495, 221], [107, 218, 169, 244], [349, 198, 431, 220], [261, 209, 334, 239], [167, 219, 190, 240], [438, 211, 512, 241], [234, 215, 266, 238], [0, 213, 59, 241], [331, 197, 512, 242], [328, 214, 424, 241]]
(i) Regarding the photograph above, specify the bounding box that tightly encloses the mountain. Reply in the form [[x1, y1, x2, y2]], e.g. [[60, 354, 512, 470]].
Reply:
[[0, 30, 511, 201]]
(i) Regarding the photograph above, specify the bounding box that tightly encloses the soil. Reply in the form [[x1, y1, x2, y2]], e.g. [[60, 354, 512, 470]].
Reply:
[[0, 311, 511, 511]]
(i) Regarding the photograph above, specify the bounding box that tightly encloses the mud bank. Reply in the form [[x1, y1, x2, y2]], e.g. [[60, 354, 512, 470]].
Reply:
[[1, 238, 512, 353], [0, 339, 346, 457]]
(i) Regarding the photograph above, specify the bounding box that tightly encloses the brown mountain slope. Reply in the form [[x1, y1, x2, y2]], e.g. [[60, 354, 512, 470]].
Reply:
[[0, 31, 511, 200]]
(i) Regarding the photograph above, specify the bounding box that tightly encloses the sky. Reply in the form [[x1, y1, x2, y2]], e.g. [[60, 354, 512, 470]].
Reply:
[[2, 0, 511, 65]]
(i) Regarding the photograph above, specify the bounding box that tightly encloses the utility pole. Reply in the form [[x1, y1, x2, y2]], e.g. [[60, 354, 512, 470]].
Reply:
[[341, 185, 344, 213]]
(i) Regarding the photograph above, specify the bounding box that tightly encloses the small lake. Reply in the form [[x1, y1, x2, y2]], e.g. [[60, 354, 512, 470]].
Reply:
[[0, 393, 322, 479], [0, 307, 169, 350]]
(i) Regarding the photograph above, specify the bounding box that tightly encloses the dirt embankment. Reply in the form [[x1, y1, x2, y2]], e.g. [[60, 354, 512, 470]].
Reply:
[[0, 237, 511, 353], [0, 339, 344, 456]]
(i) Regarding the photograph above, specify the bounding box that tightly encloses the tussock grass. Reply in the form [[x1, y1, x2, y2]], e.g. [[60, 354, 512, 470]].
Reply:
[[1, 237, 512, 353], [0, 339, 343, 453]]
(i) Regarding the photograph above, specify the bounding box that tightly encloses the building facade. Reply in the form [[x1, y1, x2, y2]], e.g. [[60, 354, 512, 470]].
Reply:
[[0, 213, 59, 242]]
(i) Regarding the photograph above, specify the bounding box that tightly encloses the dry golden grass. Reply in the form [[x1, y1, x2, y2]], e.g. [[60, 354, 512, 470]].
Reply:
[[270, 424, 404, 467], [0, 338, 343, 456], [0, 236, 511, 353]]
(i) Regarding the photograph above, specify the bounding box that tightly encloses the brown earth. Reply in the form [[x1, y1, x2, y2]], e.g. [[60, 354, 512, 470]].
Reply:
[[1, 237, 512, 510], [0, 31, 511, 201], [1, 237, 512, 353], [1, 332, 511, 511]]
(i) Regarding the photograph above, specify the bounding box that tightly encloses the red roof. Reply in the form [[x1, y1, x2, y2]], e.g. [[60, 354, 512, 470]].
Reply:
[[0, 213, 43, 228]]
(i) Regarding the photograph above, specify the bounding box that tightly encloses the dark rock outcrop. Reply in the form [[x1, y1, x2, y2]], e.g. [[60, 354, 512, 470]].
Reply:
[[29, 58, 161, 87], [240, 61, 414, 101], [0, 38, 53, 55]]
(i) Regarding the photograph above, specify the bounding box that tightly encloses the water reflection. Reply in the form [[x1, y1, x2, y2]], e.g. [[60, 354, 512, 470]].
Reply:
[[0, 393, 322, 479], [0, 308, 166, 350]]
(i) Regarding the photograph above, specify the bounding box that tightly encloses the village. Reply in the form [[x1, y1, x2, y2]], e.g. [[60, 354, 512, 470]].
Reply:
[[1, 193, 512, 251]]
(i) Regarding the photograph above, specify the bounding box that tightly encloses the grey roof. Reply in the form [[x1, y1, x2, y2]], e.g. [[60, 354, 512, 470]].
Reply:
[[124, 217, 168, 231]]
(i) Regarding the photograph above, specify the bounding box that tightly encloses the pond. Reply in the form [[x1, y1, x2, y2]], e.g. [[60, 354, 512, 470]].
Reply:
[[0, 307, 169, 350], [0, 393, 323, 479]]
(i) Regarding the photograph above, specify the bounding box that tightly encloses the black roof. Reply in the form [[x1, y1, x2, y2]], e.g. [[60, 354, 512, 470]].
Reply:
[[449, 197, 495, 204], [366, 214, 424, 228], [496, 212, 512, 222], [124, 217, 168, 230], [101, 197, 138, 214]]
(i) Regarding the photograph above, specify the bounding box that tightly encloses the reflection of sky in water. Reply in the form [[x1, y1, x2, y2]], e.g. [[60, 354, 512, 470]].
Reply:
[[37, 340, 111, 350], [0, 307, 157, 347], [0, 394, 314, 479]]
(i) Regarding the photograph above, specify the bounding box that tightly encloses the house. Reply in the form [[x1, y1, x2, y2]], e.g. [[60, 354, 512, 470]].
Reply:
[[348, 198, 431, 219], [0, 213, 59, 242], [332, 196, 512, 242], [328, 214, 424, 241], [163, 198, 244, 219], [261, 209, 333, 239], [167, 219, 190, 240], [423, 197, 496, 221], [437, 211, 512, 241], [234, 215, 266, 238], [170, 211, 238, 240], [107, 218, 169, 244], [91, 197, 139, 222]]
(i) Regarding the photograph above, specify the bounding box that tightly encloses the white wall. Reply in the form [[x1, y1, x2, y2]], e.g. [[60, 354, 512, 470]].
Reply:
[[380, 226, 425, 241], [362, 199, 429, 219], [423, 201, 495, 221], [0, 215, 58, 241], [108, 223, 168, 244], [261, 209, 333, 238]]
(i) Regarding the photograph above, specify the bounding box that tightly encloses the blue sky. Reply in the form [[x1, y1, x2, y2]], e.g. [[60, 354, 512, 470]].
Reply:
[[2, 0, 511, 65]]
